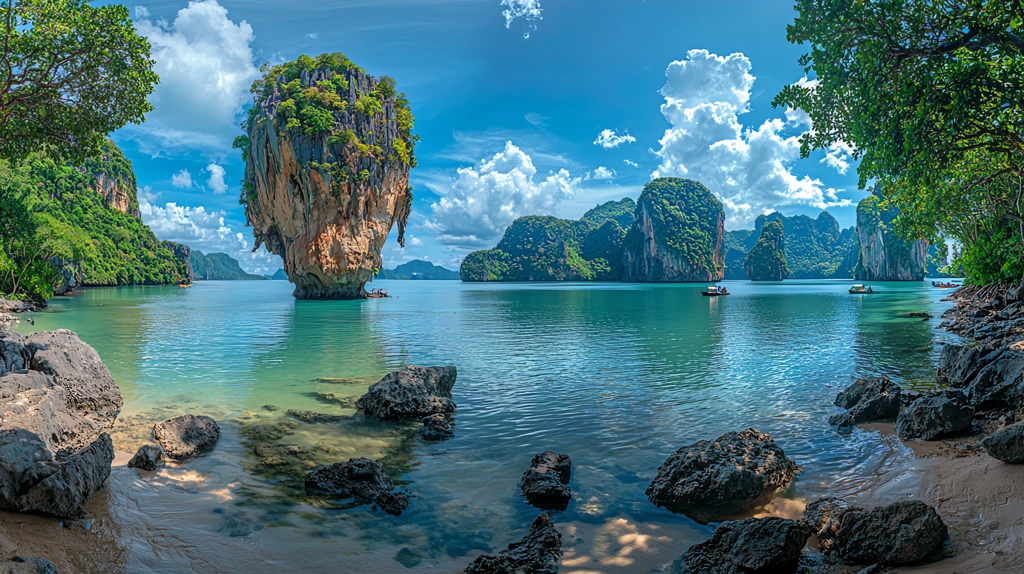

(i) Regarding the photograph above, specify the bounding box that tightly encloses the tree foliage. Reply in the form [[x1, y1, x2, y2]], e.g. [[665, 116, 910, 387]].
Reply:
[[0, 0, 159, 163], [775, 0, 1024, 284]]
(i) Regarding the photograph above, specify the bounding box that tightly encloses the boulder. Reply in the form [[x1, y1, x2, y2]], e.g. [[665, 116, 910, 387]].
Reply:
[[0, 556, 57, 574], [802, 497, 863, 554], [520, 452, 572, 510], [420, 414, 454, 440], [0, 329, 121, 517], [0, 429, 114, 517], [646, 428, 798, 523], [829, 376, 902, 428], [464, 513, 562, 574], [673, 517, 811, 574], [833, 500, 948, 565], [980, 423, 1024, 463], [356, 366, 457, 419], [153, 415, 221, 461], [128, 444, 165, 471], [304, 458, 409, 516], [895, 390, 974, 440], [936, 344, 1024, 410]]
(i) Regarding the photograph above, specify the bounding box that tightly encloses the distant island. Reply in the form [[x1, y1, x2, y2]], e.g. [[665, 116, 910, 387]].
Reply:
[[461, 178, 954, 283], [190, 251, 266, 281], [378, 260, 459, 280], [265, 269, 288, 280]]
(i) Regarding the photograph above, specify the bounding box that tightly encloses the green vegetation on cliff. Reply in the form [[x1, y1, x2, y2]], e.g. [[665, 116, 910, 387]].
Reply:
[[378, 260, 459, 280], [855, 191, 927, 281], [623, 178, 724, 281], [0, 140, 190, 299], [744, 220, 789, 281], [582, 198, 636, 228], [190, 251, 266, 281], [725, 212, 858, 280]]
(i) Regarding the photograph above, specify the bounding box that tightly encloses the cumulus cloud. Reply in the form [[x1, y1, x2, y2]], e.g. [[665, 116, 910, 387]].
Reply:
[[586, 166, 616, 180], [171, 169, 193, 188], [821, 140, 855, 175], [652, 49, 852, 226], [593, 129, 636, 149], [130, 0, 259, 153], [424, 141, 580, 248], [138, 192, 279, 274], [306, 33, 317, 39], [205, 163, 227, 194], [623, 159, 639, 168], [501, 0, 542, 38], [409, 236, 423, 246]]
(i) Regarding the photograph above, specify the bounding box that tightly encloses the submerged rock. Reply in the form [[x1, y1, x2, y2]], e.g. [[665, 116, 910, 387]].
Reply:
[[304, 457, 408, 516], [420, 414, 454, 440], [285, 409, 347, 424], [357, 366, 457, 419], [895, 390, 974, 440], [646, 428, 798, 523], [128, 444, 164, 471], [832, 500, 948, 565], [981, 423, 1024, 463], [153, 415, 221, 461], [674, 517, 811, 574], [463, 513, 562, 574], [520, 452, 572, 510], [0, 556, 57, 574], [0, 329, 121, 517], [829, 376, 902, 428], [240, 56, 416, 300]]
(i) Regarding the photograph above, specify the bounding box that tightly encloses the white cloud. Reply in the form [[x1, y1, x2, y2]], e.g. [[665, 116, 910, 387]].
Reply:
[[593, 129, 636, 149], [586, 166, 615, 180], [652, 49, 852, 226], [129, 1, 259, 154], [424, 141, 580, 248], [623, 159, 639, 168], [171, 169, 193, 188], [501, 0, 542, 38], [306, 33, 317, 39], [822, 140, 855, 175], [409, 236, 423, 246], [205, 163, 228, 194], [138, 192, 280, 274]]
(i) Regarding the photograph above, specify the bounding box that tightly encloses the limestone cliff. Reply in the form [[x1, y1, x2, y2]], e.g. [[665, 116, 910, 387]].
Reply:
[[855, 192, 927, 281], [239, 53, 415, 299], [745, 219, 789, 281], [80, 141, 140, 217], [623, 178, 725, 282]]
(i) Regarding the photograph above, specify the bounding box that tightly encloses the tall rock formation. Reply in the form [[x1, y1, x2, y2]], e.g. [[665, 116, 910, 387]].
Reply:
[[80, 141, 141, 217], [855, 192, 928, 281], [623, 178, 725, 282], [239, 53, 416, 299], [745, 219, 789, 281]]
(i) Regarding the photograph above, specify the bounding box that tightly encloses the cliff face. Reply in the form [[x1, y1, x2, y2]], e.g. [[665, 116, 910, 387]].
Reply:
[[240, 54, 415, 299], [745, 220, 789, 281], [623, 178, 725, 282], [81, 141, 140, 217], [855, 193, 928, 281], [163, 242, 194, 284]]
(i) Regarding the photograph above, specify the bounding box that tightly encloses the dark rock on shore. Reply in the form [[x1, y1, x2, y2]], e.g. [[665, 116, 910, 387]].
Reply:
[[128, 445, 164, 471], [304, 458, 409, 516], [420, 414, 454, 440], [464, 513, 562, 574], [829, 376, 902, 428], [357, 366, 457, 419], [153, 415, 221, 461], [0, 329, 121, 517], [938, 343, 1024, 410], [803, 497, 863, 555], [520, 452, 572, 510], [673, 517, 811, 574], [831, 500, 948, 565], [646, 428, 798, 523], [0, 298, 40, 313], [0, 556, 57, 574], [980, 423, 1024, 463], [895, 390, 974, 440]]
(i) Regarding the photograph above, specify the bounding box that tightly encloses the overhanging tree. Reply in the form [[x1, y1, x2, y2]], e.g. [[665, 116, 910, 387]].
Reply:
[[0, 0, 159, 163]]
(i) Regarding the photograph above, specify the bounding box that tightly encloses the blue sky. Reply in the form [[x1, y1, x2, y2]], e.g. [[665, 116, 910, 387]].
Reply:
[[109, 0, 864, 274]]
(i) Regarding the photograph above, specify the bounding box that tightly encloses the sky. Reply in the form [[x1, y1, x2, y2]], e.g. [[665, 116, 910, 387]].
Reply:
[[108, 0, 865, 275]]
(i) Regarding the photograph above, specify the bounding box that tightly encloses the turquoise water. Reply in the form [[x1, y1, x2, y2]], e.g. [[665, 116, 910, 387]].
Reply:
[[15, 279, 959, 572]]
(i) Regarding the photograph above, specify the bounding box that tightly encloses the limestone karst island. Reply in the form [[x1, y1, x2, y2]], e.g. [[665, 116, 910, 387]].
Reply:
[[0, 1, 1021, 573]]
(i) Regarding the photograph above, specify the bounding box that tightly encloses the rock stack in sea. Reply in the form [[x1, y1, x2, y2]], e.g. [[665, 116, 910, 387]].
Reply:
[[854, 189, 928, 281], [0, 329, 122, 517], [239, 54, 416, 300]]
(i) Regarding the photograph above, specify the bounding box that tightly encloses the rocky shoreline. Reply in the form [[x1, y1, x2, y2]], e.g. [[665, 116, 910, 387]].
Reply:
[[5, 284, 1024, 572]]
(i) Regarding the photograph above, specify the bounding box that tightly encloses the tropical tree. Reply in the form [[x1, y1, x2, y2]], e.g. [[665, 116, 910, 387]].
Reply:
[[0, 0, 159, 163], [774, 0, 1024, 283]]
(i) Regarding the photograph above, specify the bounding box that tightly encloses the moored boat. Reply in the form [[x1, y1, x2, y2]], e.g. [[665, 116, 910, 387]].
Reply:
[[849, 284, 874, 294], [702, 285, 730, 297]]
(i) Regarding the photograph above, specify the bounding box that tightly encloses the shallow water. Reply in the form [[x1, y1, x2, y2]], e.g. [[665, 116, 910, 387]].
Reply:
[[10, 279, 960, 573]]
